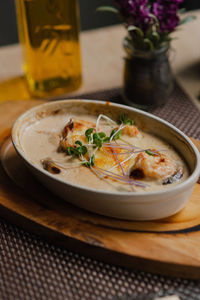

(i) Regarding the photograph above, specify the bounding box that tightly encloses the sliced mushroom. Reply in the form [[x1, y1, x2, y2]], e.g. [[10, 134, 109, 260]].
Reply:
[[62, 118, 74, 138], [57, 119, 74, 152], [162, 168, 183, 185], [41, 158, 61, 174]]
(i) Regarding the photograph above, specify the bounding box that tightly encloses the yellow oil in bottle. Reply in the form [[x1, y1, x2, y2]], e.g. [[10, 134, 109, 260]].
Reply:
[[15, 0, 82, 97]]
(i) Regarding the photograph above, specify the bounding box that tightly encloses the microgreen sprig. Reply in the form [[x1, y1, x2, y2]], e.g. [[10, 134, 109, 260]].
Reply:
[[119, 114, 134, 125], [110, 129, 122, 140], [85, 129, 110, 148], [93, 132, 108, 148], [85, 128, 94, 142], [93, 133, 103, 148], [145, 149, 155, 156], [67, 141, 87, 157], [82, 154, 95, 168]]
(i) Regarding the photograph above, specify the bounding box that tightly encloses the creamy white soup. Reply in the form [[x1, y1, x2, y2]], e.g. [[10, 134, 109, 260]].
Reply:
[[20, 111, 189, 193]]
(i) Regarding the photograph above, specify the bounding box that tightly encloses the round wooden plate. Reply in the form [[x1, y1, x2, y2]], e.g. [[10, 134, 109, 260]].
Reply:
[[0, 100, 200, 279]]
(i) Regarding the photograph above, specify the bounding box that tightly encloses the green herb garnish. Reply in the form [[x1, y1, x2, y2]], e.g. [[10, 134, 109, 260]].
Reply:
[[79, 145, 87, 155], [103, 136, 110, 142], [90, 154, 95, 166], [67, 142, 87, 157], [85, 128, 94, 142], [98, 132, 106, 139], [110, 129, 122, 140], [75, 140, 82, 146], [119, 114, 134, 125], [67, 113, 135, 169], [82, 161, 91, 167], [93, 132, 109, 145], [93, 133, 103, 148], [82, 154, 95, 168], [145, 149, 154, 156], [67, 146, 74, 156]]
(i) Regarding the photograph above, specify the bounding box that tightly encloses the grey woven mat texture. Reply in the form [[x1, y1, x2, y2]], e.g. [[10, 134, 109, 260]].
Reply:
[[1, 83, 200, 300]]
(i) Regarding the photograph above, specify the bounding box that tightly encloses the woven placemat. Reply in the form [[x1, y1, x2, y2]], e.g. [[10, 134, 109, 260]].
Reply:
[[0, 82, 200, 300]]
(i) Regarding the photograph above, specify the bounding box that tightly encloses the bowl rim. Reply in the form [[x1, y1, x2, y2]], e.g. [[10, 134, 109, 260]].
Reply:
[[11, 99, 200, 200]]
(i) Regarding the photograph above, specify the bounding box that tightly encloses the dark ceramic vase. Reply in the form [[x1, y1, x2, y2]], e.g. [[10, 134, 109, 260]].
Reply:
[[123, 43, 174, 110]]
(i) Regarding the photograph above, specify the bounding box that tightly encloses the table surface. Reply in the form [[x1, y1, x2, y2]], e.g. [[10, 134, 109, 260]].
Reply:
[[0, 11, 200, 110]]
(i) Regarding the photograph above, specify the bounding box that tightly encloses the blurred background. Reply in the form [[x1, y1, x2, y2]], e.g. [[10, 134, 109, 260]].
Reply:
[[0, 0, 200, 47]]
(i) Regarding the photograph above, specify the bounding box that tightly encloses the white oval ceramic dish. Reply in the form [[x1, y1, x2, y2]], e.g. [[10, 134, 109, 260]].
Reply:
[[12, 99, 200, 220]]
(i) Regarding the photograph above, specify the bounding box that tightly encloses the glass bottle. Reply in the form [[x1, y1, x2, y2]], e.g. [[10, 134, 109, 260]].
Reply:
[[15, 0, 82, 97]]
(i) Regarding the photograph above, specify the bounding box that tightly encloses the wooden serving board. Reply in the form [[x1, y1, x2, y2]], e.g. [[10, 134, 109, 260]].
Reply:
[[0, 100, 200, 279]]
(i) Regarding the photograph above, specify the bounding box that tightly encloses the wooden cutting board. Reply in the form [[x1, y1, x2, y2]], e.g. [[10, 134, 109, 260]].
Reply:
[[0, 100, 200, 279]]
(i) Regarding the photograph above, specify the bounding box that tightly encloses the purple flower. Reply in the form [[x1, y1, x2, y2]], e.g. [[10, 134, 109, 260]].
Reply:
[[114, 0, 154, 33], [108, 0, 188, 51], [153, 0, 183, 33]]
